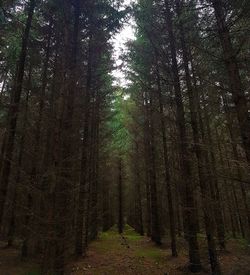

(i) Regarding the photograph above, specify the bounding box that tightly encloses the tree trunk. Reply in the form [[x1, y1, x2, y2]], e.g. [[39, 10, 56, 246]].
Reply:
[[53, 1, 80, 272], [201, 92, 226, 249], [118, 158, 124, 234], [7, 89, 30, 247], [155, 65, 177, 256], [142, 94, 152, 238], [147, 90, 161, 245], [75, 35, 93, 256], [134, 141, 144, 236]]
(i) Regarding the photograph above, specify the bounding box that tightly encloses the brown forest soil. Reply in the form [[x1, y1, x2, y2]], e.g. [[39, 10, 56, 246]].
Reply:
[[67, 226, 250, 275], [0, 226, 250, 275]]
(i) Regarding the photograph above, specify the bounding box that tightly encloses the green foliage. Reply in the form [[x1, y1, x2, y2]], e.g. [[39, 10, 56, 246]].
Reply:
[[135, 248, 164, 263], [4, 32, 22, 67], [238, 238, 249, 248], [105, 89, 131, 157]]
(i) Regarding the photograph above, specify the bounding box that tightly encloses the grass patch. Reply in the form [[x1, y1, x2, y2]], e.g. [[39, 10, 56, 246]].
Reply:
[[237, 238, 250, 249], [99, 230, 117, 240], [91, 225, 144, 253], [92, 231, 122, 253], [126, 234, 142, 241], [125, 228, 138, 235], [124, 225, 141, 236], [99, 225, 142, 242], [135, 247, 164, 263]]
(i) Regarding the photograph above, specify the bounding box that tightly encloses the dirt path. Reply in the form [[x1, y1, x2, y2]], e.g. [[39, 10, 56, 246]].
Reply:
[[67, 227, 250, 275], [68, 227, 176, 275]]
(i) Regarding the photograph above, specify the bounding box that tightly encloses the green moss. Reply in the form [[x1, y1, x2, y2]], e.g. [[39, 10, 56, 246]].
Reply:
[[197, 233, 206, 239], [123, 224, 133, 231], [135, 248, 165, 263], [99, 231, 116, 240], [126, 234, 142, 241], [93, 231, 122, 253], [238, 238, 249, 248], [123, 225, 142, 236]]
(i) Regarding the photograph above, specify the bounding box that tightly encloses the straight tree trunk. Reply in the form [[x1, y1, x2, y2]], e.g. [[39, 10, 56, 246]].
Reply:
[[40, 38, 60, 273], [7, 89, 30, 247], [155, 65, 177, 256], [147, 90, 161, 245], [90, 99, 100, 241], [142, 94, 152, 238], [54, 1, 80, 272], [20, 66, 34, 258], [118, 158, 123, 234], [75, 36, 93, 256], [134, 141, 144, 236]]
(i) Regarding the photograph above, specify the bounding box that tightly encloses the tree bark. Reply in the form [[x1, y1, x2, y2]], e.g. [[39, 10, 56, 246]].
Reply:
[[118, 158, 124, 234], [155, 65, 177, 256], [134, 141, 144, 236], [75, 35, 93, 256], [147, 90, 161, 245]]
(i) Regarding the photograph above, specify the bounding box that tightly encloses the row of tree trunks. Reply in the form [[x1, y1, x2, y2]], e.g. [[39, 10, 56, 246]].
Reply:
[[210, 0, 250, 163], [175, 1, 222, 272], [155, 64, 177, 256], [164, 0, 201, 271], [75, 36, 93, 257], [0, 1, 125, 274], [0, 0, 36, 226]]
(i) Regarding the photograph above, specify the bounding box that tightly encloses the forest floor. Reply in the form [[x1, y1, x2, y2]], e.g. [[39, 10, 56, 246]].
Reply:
[[67, 226, 250, 275], [1, 226, 250, 275]]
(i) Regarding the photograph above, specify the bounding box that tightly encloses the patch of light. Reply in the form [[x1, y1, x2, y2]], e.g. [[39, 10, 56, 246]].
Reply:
[[111, 0, 136, 87], [123, 94, 130, 100]]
